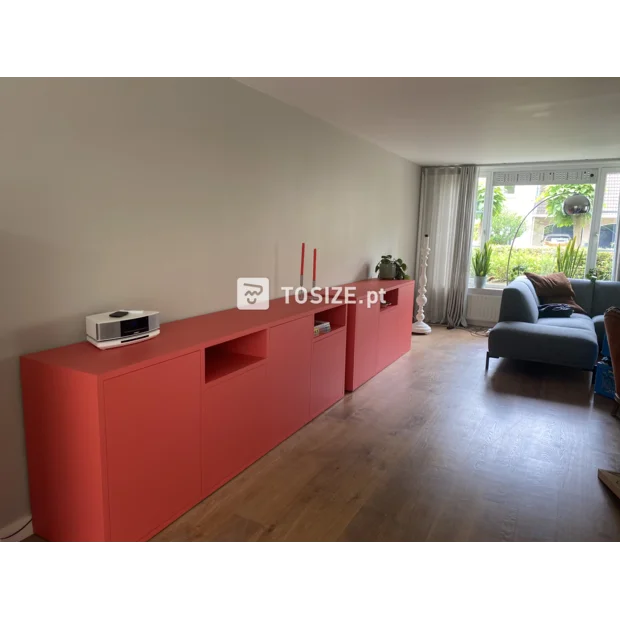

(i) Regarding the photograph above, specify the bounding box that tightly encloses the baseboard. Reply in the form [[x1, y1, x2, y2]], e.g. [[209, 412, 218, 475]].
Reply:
[[0, 515, 33, 542], [467, 320, 496, 328]]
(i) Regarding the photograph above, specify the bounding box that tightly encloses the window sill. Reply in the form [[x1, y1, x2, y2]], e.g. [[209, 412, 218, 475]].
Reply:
[[467, 287, 504, 296]]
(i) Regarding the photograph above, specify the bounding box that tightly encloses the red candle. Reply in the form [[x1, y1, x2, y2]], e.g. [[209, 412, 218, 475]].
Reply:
[[300, 242, 305, 276], [313, 248, 317, 282]]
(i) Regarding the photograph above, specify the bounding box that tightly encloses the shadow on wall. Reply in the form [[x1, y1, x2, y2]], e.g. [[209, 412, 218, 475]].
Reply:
[[273, 243, 280, 295], [0, 226, 103, 527], [355, 262, 372, 282]]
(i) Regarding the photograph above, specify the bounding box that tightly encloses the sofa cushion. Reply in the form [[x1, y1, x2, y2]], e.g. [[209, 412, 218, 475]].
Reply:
[[525, 272, 586, 314], [488, 321, 598, 370], [591, 280, 620, 317], [570, 278, 594, 315], [537, 314, 595, 332], [498, 277, 539, 323], [525, 271, 573, 297], [592, 314, 606, 348]]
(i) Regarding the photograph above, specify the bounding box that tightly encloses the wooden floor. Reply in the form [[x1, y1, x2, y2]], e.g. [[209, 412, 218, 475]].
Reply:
[[150, 327, 620, 541]]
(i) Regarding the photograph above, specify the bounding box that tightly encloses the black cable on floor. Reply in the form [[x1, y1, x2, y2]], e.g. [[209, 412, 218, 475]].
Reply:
[[458, 325, 490, 337], [1, 518, 32, 540]]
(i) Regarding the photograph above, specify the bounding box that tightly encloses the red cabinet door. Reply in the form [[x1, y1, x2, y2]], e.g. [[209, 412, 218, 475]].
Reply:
[[310, 329, 346, 420], [202, 365, 268, 497], [266, 316, 313, 444], [376, 307, 403, 372], [376, 285, 415, 372], [104, 352, 201, 541], [345, 298, 379, 391]]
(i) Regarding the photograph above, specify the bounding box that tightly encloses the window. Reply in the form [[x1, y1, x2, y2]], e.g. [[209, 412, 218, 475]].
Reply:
[[471, 174, 504, 287], [472, 163, 620, 288], [491, 183, 595, 284], [594, 172, 620, 280]]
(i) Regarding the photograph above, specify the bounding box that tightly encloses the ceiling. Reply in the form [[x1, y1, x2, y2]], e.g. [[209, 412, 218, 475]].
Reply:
[[235, 78, 620, 166]]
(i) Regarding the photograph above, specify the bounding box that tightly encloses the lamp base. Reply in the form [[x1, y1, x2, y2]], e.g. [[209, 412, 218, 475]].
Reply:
[[412, 321, 432, 335]]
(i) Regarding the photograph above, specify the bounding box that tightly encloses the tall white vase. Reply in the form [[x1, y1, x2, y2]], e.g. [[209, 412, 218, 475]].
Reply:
[[412, 234, 432, 335]]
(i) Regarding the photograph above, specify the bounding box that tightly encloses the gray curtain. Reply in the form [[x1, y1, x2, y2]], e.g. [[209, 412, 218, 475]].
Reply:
[[416, 165, 478, 327]]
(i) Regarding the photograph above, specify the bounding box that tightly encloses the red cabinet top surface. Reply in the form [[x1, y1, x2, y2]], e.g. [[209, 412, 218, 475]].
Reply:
[[22, 279, 413, 377]]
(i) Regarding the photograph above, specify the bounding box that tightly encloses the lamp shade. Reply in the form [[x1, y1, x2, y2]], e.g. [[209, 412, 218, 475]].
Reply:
[[563, 194, 591, 216]]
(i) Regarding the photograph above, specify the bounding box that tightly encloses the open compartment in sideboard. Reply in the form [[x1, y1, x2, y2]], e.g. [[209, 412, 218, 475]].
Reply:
[[313, 305, 347, 341], [204, 329, 268, 384], [380, 288, 399, 312]]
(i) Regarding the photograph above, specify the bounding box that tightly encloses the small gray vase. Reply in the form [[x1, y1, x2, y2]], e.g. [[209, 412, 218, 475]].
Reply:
[[379, 263, 396, 280], [474, 275, 487, 288]]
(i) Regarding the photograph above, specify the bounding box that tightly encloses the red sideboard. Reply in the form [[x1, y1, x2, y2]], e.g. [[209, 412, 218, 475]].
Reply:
[[20, 279, 414, 541]]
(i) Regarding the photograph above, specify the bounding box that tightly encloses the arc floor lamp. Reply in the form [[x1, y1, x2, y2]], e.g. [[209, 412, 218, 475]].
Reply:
[[505, 193, 591, 283]]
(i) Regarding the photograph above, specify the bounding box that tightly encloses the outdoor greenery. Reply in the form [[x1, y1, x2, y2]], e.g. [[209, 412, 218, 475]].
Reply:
[[555, 238, 586, 278], [474, 184, 523, 243], [474, 182, 514, 241], [489, 210, 526, 245], [476, 184, 506, 219], [537, 183, 595, 244], [483, 247, 613, 283], [597, 252, 614, 279], [484, 247, 555, 282]]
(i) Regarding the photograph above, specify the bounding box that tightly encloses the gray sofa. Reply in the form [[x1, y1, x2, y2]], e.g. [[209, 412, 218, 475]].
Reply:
[[487, 276, 620, 372]]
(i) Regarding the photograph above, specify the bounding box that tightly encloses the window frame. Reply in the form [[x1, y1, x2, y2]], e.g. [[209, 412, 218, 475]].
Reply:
[[470, 169, 493, 252], [586, 167, 620, 275]]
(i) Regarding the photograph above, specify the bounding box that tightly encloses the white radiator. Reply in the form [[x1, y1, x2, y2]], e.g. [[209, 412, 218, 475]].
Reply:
[[466, 291, 502, 326]]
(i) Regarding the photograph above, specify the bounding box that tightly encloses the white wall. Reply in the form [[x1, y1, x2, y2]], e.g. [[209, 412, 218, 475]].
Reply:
[[0, 77, 421, 530]]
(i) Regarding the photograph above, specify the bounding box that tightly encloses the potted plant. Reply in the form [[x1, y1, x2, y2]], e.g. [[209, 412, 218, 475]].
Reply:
[[375, 255, 410, 280], [472, 242, 492, 288]]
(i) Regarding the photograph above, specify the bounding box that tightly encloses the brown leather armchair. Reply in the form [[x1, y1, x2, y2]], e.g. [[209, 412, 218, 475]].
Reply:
[[603, 307, 620, 418], [599, 308, 620, 500]]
